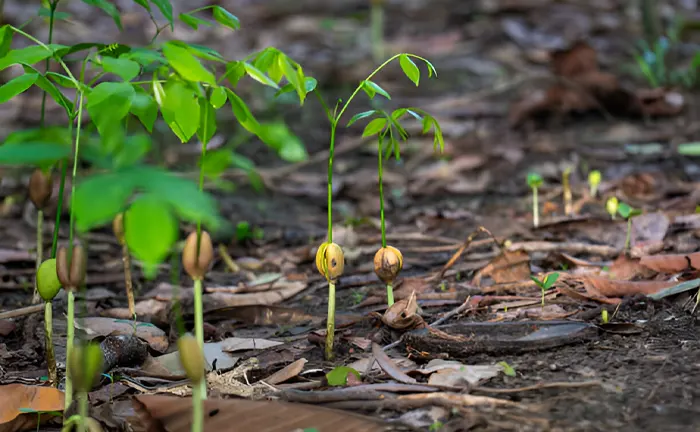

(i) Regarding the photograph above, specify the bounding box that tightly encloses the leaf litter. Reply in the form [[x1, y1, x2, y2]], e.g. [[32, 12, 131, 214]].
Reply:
[[2, 1, 700, 432]]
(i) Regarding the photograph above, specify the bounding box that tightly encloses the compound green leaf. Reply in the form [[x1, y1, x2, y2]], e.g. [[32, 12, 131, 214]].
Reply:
[[256, 122, 307, 163], [162, 42, 215, 85], [113, 133, 152, 168], [212, 6, 240, 30], [0, 25, 14, 59], [197, 96, 216, 144], [362, 80, 391, 100], [347, 110, 377, 127], [87, 81, 134, 136], [150, 0, 174, 29], [362, 117, 387, 137], [274, 77, 317, 99], [81, 0, 123, 30], [178, 13, 211, 30], [278, 55, 305, 104], [160, 79, 200, 142], [72, 171, 137, 232], [124, 195, 178, 279], [0, 142, 70, 166], [101, 56, 141, 81], [243, 62, 278, 88], [127, 48, 167, 67], [210, 86, 226, 109], [0, 72, 37, 103], [224, 88, 259, 134], [399, 54, 420, 86], [223, 61, 245, 87], [0, 45, 59, 71], [200, 149, 234, 179], [130, 87, 158, 132]]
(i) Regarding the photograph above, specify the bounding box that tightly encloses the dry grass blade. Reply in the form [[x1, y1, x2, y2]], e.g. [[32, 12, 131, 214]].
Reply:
[[133, 394, 391, 432]]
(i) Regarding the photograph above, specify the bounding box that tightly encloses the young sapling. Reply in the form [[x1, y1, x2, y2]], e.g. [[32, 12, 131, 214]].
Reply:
[[601, 309, 609, 324], [527, 173, 543, 228], [29, 168, 53, 304], [315, 242, 345, 360], [562, 167, 573, 216], [606, 196, 618, 220], [374, 246, 403, 306], [617, 202, 642, 252], [36, 258, 61, 386], [182, 230, 214, 399], [588, 170, 601, 197], [112, 213, 135, 319], [69, 342, 104, 432], [530, 272, 560, 307], [178, 333, 206, 432]]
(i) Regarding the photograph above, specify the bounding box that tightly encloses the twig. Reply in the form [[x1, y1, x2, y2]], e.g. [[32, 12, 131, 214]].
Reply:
[[472, 380, 603, 394], [430, 226, 506, 282], [429, 295, 472, 327], [0, 304, 44, 319]]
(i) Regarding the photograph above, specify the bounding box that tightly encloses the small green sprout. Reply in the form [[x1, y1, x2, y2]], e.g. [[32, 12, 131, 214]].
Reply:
[[601, 309, 609, 324], [429, 421, 444, 432], [527, 173, 543, 228], [562, 167, 573, 216], [617, 202, 642, 252], [530, 272, 560, 307], [606, 196, 619, 220], [498, 361, 516, 377], [588, 170, 601, 197]]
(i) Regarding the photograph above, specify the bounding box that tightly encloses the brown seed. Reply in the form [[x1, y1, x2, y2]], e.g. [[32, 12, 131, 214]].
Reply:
[[28, 169, 53, 210], [324, 242, 345, 283], [177, 333, 205, 383], [373, 245, 403, 284], [182, 231, 214, 280], [112, 213, 125, 245], [56, 246, 71, 289], [69, 244, 87, 288]]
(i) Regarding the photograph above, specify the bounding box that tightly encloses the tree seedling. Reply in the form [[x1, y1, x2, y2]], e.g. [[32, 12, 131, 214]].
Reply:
[[530, 272, 560, 307], [36, 258, 61, 386], [617, 202, 642, 252], [316, 52, 443, 359], [56, 243, 87, 407], [178, 333, 206, 432], [606, 196, 619, 220], [68, 342, 104, 432], [182, 230, 214, 399], [601, 309, 609, 324], [588, 170, 601, 197], [112, 213, 135, 319], [29, 168, 53, 304], [527, 173, 543, 228], [562, 167, 573, 216]]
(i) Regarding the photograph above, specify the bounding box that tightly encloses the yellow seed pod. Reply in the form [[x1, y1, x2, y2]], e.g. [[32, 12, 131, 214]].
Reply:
[[182, 231, 214, 280], [315, 242, 344, 283], [374, 245, 403, 284], [177, 333, 205, 383], [112, 212, 125, 245]]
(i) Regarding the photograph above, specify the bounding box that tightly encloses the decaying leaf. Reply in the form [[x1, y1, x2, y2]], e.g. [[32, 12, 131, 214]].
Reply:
[[220, 337, 284, 353], [380, 291, 425, 330], [581, 275, 675, 299], [472, 250, 531, 286], [0, 384, 64, 432], [76, 317, 168, 353], [639, 251, 700, 273]]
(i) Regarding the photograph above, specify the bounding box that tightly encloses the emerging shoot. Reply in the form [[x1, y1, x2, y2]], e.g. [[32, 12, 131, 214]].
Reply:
[[617, 202, 642, 252], [530, 272, 560, 308], [69, 342, 104, 432], [606, 196, 619, 220], [588, 170, 601, 197], [29, 168, 53, 304], [527, 173, 543, 228], [373, 245, 403, 306], [36, 258, 61, 386], [315, 242, 345, 360], [562, 167, 573, 216], [112, 212, 135, 319], [178, 333, 205, 432]]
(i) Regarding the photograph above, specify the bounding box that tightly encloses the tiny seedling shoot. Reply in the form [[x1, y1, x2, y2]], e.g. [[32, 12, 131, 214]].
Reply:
[[178, 333, 206, 432], [112, 213, 135, 319], [316, 52, 443, 359], [527, 173, 543, 228], [617, 202, 642, 252], [36, 258, 61, 386], [530, 272, 560, 307], [606, 196, 619, 220], [588, 170, 601, 197], [562, 167, 573, 216], [28, 168, 53, 304], [68, 342, 104, 432]]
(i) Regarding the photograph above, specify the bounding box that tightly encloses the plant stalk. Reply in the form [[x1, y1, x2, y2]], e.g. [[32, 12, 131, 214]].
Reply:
[[325, 282, 336, 360], [31, 210, 44, 304], [191, 379, 204, 432], [78, 391, 87, 432], [193, 278, 207, 398], [44, 301, 57, 386], [64, 290, 74, 406], [122, 244, 135, 319], [625, 218, 632, 252], [370, 0, 384, 64], [532, 188, 539, 228], [386, 283, 394, 306], [563, 170, 572, 216]]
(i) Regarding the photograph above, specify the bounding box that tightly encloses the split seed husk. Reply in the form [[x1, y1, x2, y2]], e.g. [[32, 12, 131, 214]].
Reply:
[[28, 168, 52, 210], [56, 244, 87, 290], [36, 258, 61, 302], [374, 245, 403, 284], [69, 342, 104, 393], [56, 246, 71, 289], [182, 231, 214, 280], [177, 333, 205, 383], [315, 242, 344, 283]]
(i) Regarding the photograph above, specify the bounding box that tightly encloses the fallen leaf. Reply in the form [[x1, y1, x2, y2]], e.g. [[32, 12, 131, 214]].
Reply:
[[262, 358, 307, 385], [473, 250, 531, 286], [0, 384, 64, 432], [582, 275, 675, 298], [380, 291, 425, 330], [639, 251, 700, 273], [220, 337, 284, 353], [133, 394, 389, 432], [76, 317, 168, 352]]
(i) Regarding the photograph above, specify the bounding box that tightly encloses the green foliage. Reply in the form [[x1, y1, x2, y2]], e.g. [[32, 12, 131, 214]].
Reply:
[[235, 221, 264, 242], [325, 366, 361, 386], [530, 273, 559, 291], [617, 202, 642, 219], [527, 173, 543, 189], [497, 361, 516, 377]]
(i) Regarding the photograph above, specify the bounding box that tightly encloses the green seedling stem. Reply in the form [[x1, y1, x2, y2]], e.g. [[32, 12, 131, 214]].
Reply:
[[44, 301, 56, 385], [31, 210, 43, 304], [526, 174, 542, 228], [192, 381, 204, 432], [370, 0, 384, 64], [377, 134, 394, 305], [325, 282, 336, 360], [65, 290, 75, 406], [78, 390, 88, 432]]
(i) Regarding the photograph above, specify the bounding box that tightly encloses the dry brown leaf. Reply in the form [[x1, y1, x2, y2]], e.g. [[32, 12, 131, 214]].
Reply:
[[76, 317, 168, 352], [209, 279, 306, 306], [132, 394, 389, 432], [581, 275, 675, 298], [262, 358, 307, 385], [0, 384, 64, 432], [639, 252, 700, 273], [558, 285, 621, 305], [608, 254, 657, 281], [473, 250, 530, 286], [380, 291, 425, 330]]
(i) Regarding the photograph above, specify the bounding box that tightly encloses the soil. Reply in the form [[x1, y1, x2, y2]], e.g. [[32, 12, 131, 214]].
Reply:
[[2, 0, 700, 431]]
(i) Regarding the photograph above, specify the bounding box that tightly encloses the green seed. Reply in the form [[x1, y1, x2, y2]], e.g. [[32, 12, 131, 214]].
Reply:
[[36, 259, 61, 302]]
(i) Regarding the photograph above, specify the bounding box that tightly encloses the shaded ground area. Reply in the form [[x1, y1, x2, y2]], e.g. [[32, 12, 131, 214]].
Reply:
[[2, 0, 700, 431]]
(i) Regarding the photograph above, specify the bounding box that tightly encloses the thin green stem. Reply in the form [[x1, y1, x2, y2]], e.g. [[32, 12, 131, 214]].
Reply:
[[50, 160, 66, 258], [377, 136, 386, 248], [625, 218, 632, 252], [31, 209, 43, 304], [44, 301, 57, 387], [9, 26, 80, 87], [191, 379, 204, 432], [370, 1, 384, 64], [78, 391, 87, 432], [193, 278, 207, 398], [39, 0, 58, 127], [532, 187, 539, 228], [386, 283, 394, 306], [327, 124, 336, 243], [325, 282, 336, 360], [64, 290, 74, 407]]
